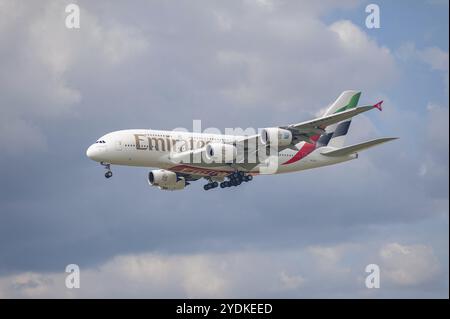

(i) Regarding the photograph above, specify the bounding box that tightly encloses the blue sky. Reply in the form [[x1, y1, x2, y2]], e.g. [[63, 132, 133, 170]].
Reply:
[[0, 0, 448, 298]]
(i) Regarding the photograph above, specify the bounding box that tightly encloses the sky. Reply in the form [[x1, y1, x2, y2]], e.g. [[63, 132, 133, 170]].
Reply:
[[0, 0, 448, 298]]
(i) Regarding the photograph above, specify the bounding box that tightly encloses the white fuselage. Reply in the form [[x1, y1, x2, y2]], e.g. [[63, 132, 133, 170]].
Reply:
[[86, 129, 356, 178]]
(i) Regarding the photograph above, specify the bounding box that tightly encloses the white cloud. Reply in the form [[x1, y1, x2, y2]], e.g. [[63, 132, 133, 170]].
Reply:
[[214, 17, 396, 112], [0, 242, 445, 298], [279, 271, 306, 290], [0, 250, 290, 298], [396, 43, 448, 73], [419, 47, 449, 72], [307, 244, 358, 277], [396, 43, 449, 94], [0, 253, 230, 298], [380, 243, 441, 286], [0, 246, 356, 298]]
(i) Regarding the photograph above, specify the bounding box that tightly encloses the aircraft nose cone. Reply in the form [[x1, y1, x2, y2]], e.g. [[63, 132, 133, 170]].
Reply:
[[86, 145, 95, 159], [87, 144, 107, 161]]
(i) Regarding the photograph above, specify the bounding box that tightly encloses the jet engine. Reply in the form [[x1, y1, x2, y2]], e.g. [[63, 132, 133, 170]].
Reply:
[[260, 128, 292, 147], [205, 143, 237, 163], [148, 169, 186, 190]]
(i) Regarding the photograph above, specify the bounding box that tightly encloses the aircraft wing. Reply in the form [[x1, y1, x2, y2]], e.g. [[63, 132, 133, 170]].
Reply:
[[166, 103, 384, 170], [236, 103, 382, 145], [285, 104, 378, 133]]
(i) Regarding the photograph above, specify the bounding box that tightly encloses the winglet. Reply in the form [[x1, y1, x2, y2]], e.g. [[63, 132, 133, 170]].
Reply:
[[373, 100, 383, 111]]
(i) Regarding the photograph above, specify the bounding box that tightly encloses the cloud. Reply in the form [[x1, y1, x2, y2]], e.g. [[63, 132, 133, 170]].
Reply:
[[0, 251, 280, 298], [0, 240, 444, 298], [418, 103, 449, 199], [0, 245, 405, 298], [0, 0, 149, 154], [396, 43, 449, 94], [279, 271, 306, 290], [420, 47, 449, 94], [419, 47, 449, 72], [380, 243, 441, 286], [214, 17, 396, 112], [0, 0, 447, 299], [0, 252, 230, 298], [308, 244, 352, 270], [393, 42, 449, 202]]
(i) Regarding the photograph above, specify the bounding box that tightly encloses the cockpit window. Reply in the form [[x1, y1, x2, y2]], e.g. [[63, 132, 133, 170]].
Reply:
[[95, 140, 106, 144]]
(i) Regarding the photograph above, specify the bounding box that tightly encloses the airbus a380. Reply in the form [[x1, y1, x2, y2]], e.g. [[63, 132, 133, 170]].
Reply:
[[86, 91, 397, 191]]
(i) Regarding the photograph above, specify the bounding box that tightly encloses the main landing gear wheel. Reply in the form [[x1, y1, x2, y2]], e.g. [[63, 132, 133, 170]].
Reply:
[[220, 181, 232, 188], [203, 181, 219, 191], [101, 162, 113, 179], [209, 172, 253, 190], [216, 172, 253, 189]]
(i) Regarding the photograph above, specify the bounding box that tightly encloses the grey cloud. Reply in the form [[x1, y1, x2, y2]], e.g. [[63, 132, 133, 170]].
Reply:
[[0, 240, 445, 298]]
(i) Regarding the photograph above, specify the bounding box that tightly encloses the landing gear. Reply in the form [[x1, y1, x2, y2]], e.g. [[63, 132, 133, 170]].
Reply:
[[203, 172, 253, 190], [231, 172, 242, 180], [101, 162, 113, 179], [213, 172, 253, 190], [203, 181, 219, 191]]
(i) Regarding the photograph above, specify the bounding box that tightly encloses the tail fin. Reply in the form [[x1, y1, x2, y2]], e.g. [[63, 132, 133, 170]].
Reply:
[[317, 90, 361, 148]]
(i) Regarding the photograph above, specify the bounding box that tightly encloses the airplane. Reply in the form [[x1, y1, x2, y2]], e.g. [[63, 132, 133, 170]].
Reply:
[[86, 90, 397, 191]]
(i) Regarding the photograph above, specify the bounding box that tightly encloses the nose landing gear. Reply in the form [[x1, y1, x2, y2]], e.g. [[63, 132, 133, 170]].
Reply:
[[101, 162, 113, 179]]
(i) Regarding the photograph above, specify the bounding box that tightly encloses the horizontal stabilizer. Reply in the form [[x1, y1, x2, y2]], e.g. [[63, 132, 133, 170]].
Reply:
[[321, 137, 398, 157]]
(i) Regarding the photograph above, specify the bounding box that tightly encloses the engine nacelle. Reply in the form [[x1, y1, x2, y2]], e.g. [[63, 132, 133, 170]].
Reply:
[[148, 169, 186, 190], [260, 128, 292, 147], [205, 143, 237, 163]]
